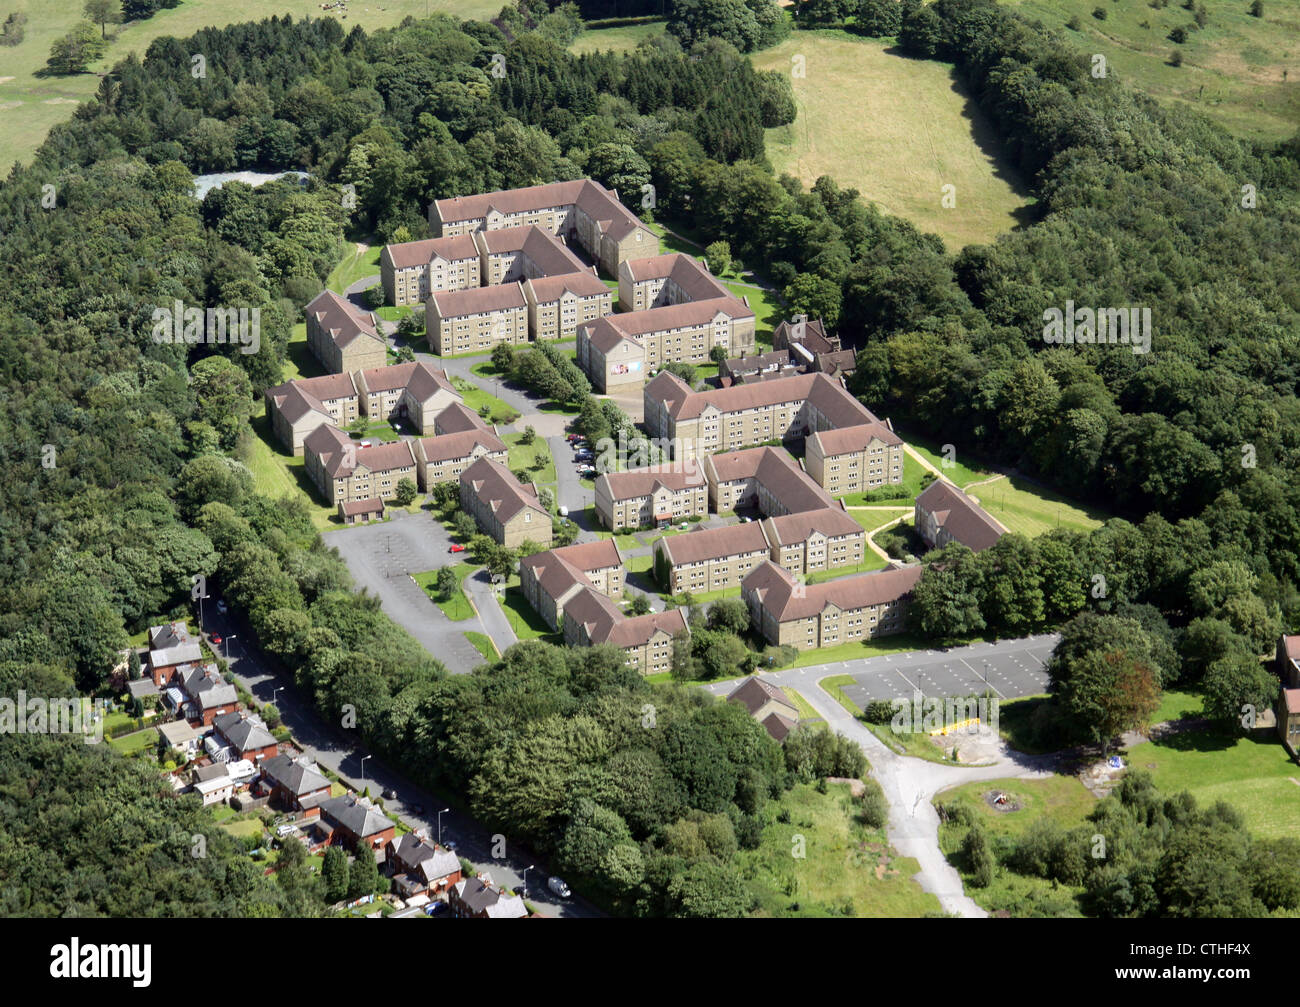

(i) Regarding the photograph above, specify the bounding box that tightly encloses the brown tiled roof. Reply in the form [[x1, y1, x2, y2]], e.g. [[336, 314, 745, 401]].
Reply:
[[268, 383, 331, 425], [811, 421, 902, 456], [659, 522, 770, 566], [431, 282, 527, 317], [762, 506, 864, 546], [761, 711, 798, 742], [435, 179, 649, 243], [726, 676, 795, 717], [543, 538, 623, 573], [383, 235, 479, 268], [525, 270, 610, 302], [606, 608, 688, 648], [915, 480, 1005, 553], [651, 372, 874, 426], [775, 317, 835, 354], [621, 253, 731, 302], [434, 401, 489, 435], [522, 540, 621, 608], [340, 498, 385, 516], [1284, 688, 1300, 714], [417, 429, 507, 464], [602, 296, 752, 338], [814, 349, 857, 376], [356, 362, 455, 403], [306, 289, 380, 350], [581, 316, 639, 355], [563, 586, 688, 647], [1285, 636, 1300, 662], [742, 560, 923, 622], [460, 456, 544, 525], [596, 462, 707, 502], [304, 425, 416, 479], [644, 369, 693, 412], [703, 447, 835, 513], [476, 225, 587, 276], [404, 362, 456, 403]]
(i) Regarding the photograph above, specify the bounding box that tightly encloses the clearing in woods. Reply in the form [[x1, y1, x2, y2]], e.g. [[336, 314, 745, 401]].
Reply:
[[753, 30, 1033, 251]]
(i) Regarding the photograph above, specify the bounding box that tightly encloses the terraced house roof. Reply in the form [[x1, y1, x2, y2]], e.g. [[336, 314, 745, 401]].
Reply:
[[810, 421, 902, 455], [431, 281, 527, 316], [525, 270, 609, 301], [417, 428, 506, 464], [659, 522, 770, 566], [596, 462, 707, 501], [915, 479, 1005, 553], [703, 447, 836, 513], [304, 425, 416, 479], [435, 179, 647, 243], [382, 234, 479, 268], [599, 295, 753, 338], [475, 224, 588, 275], [648, 371, 874, 425], [761, 506, 864, 546], [621, 252, 732, 301]]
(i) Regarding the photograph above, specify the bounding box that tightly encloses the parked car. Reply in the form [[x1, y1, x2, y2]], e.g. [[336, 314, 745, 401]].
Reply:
[[443, 839, 456, 851], [210, 634, 222, 646], [449, 544, 466, 553], [548, 876, 571, 898], [382, 788, 397, 800], [216, 599, 228, 615], [511, 885, 525, 896], [558, 506, 568, 518], [426, 901, 449, 916]]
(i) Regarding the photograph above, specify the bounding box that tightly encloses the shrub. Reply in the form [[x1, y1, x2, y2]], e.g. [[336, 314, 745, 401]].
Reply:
[[1066, 14, 1081, 29], [859, 781, 889, 829], [1169, 25, 1187, 41], [863, 699, 897, 724], [1092, 6, 1107, 18]]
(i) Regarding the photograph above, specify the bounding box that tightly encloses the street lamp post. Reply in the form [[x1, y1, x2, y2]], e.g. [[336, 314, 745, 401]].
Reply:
[[522, 864, 535, 897], [223, 634, 236, 664], [437, 807, 450, 845], [360, 754, 371, 789], [272, 685, 283, 707]]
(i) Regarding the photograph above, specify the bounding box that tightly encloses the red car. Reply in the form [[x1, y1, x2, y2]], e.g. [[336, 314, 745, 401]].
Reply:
[[210, 635, 222, 646], [449, 544, 466, 553]]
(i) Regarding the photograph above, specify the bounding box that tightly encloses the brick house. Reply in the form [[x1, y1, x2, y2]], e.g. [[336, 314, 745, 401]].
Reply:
[[761, 507, 868, 577], [616, 252, 733, 312], [146, 621, 202, 688], [353, 361, 459, 434], [458, 456, 552, 550], [211, 710, 279, 764], [654, 522, 772, 596], [387, 832, 463, 899], [413, 428, 508, 490], [448, 875, 528, 919], [305, 289, 386, 374], [259, 753, 332, 812], [473, 224, 588, 286], [178, 664, 239, 727], [702, 446, 835, 516], [320, 794, 396, 861]]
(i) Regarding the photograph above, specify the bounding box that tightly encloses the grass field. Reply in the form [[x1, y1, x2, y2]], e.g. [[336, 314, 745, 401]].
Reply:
[[220, 818, 266, 840], [936, 775, 1096, 917], [0, 0, 503, 167], [450, 377, 518, 426], [413, 564, 475, 622], [327, 244, 381, 294], [742, 781, 940, 917], [1006, 0, 1300, 142], [839, 453, 928, 505], [785, 630, 973, 670], [569, 18, 665, 55], [973, 475, 1107, 537], [1125, 729, 1300, 840], [499, 584, 560, 643], [783, 687, 824, 723], [754, 30, 1032, 251], [108, 729, 156, 756], [805, 550, 891, 578], [503, 431, 556, 484]]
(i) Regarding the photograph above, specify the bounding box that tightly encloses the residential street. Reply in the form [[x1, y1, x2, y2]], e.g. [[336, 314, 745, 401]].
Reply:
[[201, 607, 601, 918], [703, 635, 1061, 918]]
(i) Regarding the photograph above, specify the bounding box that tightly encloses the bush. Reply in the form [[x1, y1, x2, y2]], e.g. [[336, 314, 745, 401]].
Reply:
[[1249, 0, 1263, 14], [1066, 14, 1081, 29], [1092, 6, 1107, 18], [1169, 49, 1183, 65], [863, 699, 897, 725], [859, 781, 889, 829], [1169, 25, 1187, 41]]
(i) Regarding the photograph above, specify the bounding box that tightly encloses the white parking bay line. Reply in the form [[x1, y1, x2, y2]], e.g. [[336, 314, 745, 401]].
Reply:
[[958, 657, 1004, 698]]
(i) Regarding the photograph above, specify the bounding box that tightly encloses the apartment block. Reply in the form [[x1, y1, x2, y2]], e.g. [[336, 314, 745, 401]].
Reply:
[[473, 225, 587, 286], [430, 178, 658, 276], [412, 427, 508, 490], [428, 282, 529, 356], [643, 371, 883, 461], [761, 507, 867, 576], [458, 456, 552, 549], [914, 479, 1006, 553], [523, 271, 613, 342], [742, 561, 923, 650], [593, 462, 709, 531], [805, 421, 905, 495], [520, 539, 625, 631], [702, 446, 835, 517], [264, 372, 360, 455], [616, 253, 733, 312], [305, 289, 387, 374], [576, 321, 647, 393], [303, 425, 417, 506], [653, 522, 771, 595], [379, 235, 480, 306], [561, 586, 688, 675], [353, 361, 459, 434]]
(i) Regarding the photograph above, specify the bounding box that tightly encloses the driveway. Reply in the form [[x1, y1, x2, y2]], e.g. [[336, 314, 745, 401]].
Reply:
[[321, 509, 489, 675]]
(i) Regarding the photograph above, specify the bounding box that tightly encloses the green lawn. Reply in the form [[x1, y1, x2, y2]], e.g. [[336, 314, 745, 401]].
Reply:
[[905, 436, 993, 488], [785, 632, 964, 671], [327, 243, 381, 294], [1152, 689, 1205, 724], [375, 304, 415, 323], [625, 553, 654, 575], [936, 775, 1097, 917], [805, 553, 892, 581], [241, 410, 342, 531], [413, 565, 476, 622], [839, 453, 930, 505], [108, 729, 156, 756], [782, 687, 824, 724], [503, 432, 556, 484], [569, 18, 666, 55], [499, 585, 561, 643], [464, 631, 499, 662], [974, 475, 1107, 538], [1124, 729, 1300, 840], [450, 377, 518, 426], [220, 818, 266, 840], [741, 781, 940, 917], [819, 674, 863, 716]]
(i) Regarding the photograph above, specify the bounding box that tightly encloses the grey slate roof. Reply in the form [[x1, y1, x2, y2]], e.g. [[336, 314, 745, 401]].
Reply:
[[261, 754, 331, 796]]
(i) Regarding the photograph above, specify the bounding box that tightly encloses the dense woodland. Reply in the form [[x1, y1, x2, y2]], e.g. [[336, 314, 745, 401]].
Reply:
[[0, 0, 1297, 916]]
